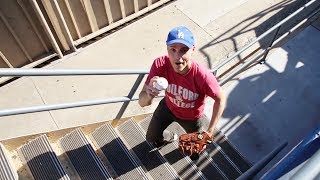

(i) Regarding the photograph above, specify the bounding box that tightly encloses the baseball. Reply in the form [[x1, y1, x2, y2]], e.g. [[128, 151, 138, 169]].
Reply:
[[155, 77, 168, 91]]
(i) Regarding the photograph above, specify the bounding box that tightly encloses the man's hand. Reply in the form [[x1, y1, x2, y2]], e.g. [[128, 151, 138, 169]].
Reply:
[[145, 76, 161, 97], [205, 130, 214, 139], [139, 76, 165, 107]]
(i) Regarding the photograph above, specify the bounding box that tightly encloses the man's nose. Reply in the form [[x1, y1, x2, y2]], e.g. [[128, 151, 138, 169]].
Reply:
[[173, 52, 183, 61]]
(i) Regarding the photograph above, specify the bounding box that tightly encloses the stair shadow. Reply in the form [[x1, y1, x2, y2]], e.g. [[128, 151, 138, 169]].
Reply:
[[63, 145, 110, 179], [132, 141, 166, 171], [18, 152, 69, 180], [163, 148, 183, 164], [99, 137, 143, 177]]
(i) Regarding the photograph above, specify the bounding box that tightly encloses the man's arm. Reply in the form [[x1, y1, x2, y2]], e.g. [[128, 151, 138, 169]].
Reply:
[[139, 85, 155, 107], [207, 87, 226, 137]]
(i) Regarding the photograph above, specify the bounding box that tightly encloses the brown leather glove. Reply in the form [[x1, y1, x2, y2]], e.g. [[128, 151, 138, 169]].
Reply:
[[178, 131, 213, 156]]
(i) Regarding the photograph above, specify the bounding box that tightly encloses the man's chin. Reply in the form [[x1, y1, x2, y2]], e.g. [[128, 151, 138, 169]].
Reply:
[[174, 69, 185, 75]]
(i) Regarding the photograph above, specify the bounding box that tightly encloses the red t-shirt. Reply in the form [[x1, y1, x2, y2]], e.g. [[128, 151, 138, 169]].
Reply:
[[146, 55, 220, 120]]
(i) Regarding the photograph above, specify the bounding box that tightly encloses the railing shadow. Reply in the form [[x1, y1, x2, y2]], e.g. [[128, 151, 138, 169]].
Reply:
[[200, 0, 311, 69], [219, 19, 320, 179]]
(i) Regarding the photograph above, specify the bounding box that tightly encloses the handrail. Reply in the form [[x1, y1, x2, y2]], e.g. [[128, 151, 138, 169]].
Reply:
[[237, 142, 288, 180], [211, 0, 318, 73], [0, 0, 319, 119], [0, 97, 136, 117], [0, 69, 148, 76]]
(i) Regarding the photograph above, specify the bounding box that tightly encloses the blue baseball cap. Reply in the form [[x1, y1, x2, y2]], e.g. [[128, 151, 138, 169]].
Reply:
[[166, 26, 194, 48]]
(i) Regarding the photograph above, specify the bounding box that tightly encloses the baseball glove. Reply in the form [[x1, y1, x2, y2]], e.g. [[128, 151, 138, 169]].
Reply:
[[178, 131, 213, 156]]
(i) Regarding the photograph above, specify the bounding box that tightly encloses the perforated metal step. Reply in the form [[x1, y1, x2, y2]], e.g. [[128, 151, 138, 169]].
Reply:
[[213, 131, 252, 173], [18, 135, 70, 180], [201, 119, 252, 173], [139, 117, 206, 180], [0, 143, 17, 180], [59, 128, 112, 180], [117, 119, 180, 180], [90, 123, 149, 179], [140, 116, 227, 180]]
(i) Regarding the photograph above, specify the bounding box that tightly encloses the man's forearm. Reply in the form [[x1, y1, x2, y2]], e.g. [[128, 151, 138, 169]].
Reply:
[[207, 93, 226, 136], [138, 91, 154, 107]]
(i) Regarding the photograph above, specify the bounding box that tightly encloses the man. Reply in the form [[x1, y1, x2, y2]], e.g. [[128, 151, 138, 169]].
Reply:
[[139, 26, 226, 157]]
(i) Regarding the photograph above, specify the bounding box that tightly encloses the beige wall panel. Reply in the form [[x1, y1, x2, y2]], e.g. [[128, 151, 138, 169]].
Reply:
[[89, 0, 109, 29], [123, 0, 134, 17], [152, 0, 160, 3], [41, 0, 70, 51], [138, 0, 147, 10], [0, 58, 10, 68], [21, 0, 53, 50], [36, 0, 65, 52], [66, 0, 91, 37], [0, 1, 47, 59], [0, 20, 28, 68], [57, 0, 78, 40], [108, 0, 122, 22]]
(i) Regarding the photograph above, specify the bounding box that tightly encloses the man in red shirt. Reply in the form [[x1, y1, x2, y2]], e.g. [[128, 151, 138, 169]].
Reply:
[[139, 26, 226, 157]]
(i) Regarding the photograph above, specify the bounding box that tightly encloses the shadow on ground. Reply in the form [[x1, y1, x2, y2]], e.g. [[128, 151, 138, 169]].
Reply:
[[219, 25, 320, 178], [200, 0, 319, 69]]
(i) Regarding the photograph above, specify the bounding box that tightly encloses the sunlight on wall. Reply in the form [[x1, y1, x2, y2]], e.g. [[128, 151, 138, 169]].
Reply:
[[267, 48, 289, 73], [262, 90, 277, 103], [222, 113, 251, 136], [295, 61, 305, 69], [250, 76, 261, 82]]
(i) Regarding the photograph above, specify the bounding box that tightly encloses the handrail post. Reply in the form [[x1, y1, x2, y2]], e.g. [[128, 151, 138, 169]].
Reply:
[[114, 74, 145, 121], [260, 26, 281, 64]]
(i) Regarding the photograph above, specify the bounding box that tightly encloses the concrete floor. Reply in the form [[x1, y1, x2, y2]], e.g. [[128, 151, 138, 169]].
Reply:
[[215, 25, 320, 171], [0, 0, 319, 175]]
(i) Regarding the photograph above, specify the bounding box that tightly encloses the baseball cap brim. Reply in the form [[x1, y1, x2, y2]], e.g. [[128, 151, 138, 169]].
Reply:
[[166, 39, 193, 49]]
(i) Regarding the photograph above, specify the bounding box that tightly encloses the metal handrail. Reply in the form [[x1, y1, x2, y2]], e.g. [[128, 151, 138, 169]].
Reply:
[[0, 0, 319, 119], [211, 0, 318, 73], [0, 69, 149, 76]]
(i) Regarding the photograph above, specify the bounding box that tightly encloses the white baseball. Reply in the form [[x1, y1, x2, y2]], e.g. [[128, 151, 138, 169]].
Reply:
[[155, 77, 168, 91]]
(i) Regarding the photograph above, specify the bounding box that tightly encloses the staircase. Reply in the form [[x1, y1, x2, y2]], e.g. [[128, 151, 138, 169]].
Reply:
[[0, 114, 252, 180]]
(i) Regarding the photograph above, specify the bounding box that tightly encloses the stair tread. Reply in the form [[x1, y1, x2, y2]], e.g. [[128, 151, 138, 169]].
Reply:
[[203, 119, 252, 172], [91, 123, 149, 179], [117, 119, 179, 180], [59, 128, 112, 180], [0, 143, 17, 180], [214, 134, 252, 172], [207, 142, 242, 179], [18, 135, 70, 180]]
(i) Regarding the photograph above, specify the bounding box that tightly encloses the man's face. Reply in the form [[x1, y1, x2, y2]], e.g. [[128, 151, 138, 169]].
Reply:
[[167, 43, 194, 75]]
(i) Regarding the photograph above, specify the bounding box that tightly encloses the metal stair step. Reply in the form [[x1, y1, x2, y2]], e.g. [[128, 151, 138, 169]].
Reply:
[[18, 135, 70, 180], [90, 123, 149, 179], [117, 119, 180, 180], [176, 119, 243, 179], [206, 142, 242, 179], [0, 143, 17, 180], [214, 131, 252, 173], [140, 116, 227, 180], [139, 116, 206, 180], [59, 128, 112, 180], [202, 118, 252, 173]]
